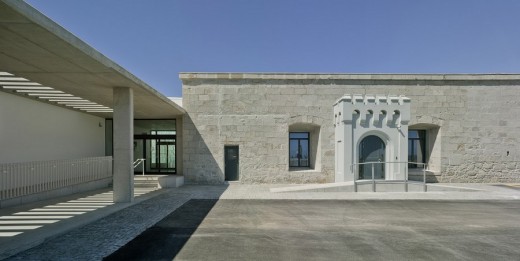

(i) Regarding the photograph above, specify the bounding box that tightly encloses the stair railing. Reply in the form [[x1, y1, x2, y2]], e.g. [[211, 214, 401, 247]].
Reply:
[[350, 161, 428, 192], [133, 158, 146, 175]]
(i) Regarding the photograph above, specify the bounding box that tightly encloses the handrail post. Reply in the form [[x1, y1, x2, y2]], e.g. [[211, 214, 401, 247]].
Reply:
[[405, 161, 408, 192], [372, 163, 375, 192], [142, 159, 145, 176], [352, 164, 357, 192], [404, 172, 408, 193], [423, 164, 427, 192]]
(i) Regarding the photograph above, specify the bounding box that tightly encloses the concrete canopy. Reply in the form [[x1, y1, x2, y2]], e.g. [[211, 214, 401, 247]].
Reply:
[[0, 0, 184, 119]]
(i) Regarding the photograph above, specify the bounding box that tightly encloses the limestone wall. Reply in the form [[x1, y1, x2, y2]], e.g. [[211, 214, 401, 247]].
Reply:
[[181, 74, 520, 184]]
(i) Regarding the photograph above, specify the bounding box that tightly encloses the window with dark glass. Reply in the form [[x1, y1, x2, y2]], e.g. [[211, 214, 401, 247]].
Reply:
[[150, 130, 176, 171], [289, 132, 310, 167], [408, 130, 426, 168], [107, 119, 177, 174], [133, 120, 176, 174]]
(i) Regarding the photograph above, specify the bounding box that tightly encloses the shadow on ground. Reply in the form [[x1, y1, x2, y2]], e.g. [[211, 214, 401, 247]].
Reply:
[[104, 199, 520, 261], [104, 199, 218, 260]]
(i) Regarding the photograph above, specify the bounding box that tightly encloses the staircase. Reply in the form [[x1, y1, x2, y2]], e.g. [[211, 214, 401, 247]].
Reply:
[[134, 175, 160, 188]]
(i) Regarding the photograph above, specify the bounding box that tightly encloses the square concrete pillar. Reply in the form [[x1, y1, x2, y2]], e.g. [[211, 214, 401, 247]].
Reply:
[[175, 115, 183, 176], [113, 87, 134, 203]]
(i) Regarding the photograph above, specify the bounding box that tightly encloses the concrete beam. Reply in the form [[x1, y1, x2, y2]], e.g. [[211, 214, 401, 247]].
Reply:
[[0, 1, 186, 119]]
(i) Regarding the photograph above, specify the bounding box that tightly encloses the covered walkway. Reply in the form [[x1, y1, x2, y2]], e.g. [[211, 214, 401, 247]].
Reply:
[[0, 186, 164, 259], [0, 0, 185, 206]]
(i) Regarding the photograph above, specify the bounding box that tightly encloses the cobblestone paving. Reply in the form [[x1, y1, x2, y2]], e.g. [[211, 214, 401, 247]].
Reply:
[[5, 191, 192, 261]]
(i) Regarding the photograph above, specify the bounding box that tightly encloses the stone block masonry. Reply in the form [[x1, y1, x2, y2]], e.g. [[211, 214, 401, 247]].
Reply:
[[181, 73, 520, 184]]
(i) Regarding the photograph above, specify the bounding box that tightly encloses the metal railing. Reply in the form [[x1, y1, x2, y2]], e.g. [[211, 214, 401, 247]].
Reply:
[[0, 157, 112, 200], [133, 158, 146, 175], [350, 161, 428, 192]]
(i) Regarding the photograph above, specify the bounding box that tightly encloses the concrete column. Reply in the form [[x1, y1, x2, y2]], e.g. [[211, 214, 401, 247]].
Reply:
[[113, 87, 134, 203], [175, 115, 183, 176]]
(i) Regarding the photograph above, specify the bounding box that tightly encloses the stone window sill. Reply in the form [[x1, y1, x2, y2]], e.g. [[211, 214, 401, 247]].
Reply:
[[289, 167, 320, 173]]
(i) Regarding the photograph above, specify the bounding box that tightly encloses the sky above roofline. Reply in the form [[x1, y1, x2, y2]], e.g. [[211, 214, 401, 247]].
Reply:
[[26, 0, 520, 97]]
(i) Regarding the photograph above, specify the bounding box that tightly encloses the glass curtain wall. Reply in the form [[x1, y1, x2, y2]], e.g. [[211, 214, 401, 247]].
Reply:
[[106, 119, 176, 174]]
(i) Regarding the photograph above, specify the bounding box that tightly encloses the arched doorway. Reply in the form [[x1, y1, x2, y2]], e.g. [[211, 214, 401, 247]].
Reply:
[[359, 135, 385, 179]]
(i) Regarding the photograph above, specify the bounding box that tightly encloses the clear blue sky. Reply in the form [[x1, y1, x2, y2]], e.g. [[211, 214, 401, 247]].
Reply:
[[26, 0, 520, 97]]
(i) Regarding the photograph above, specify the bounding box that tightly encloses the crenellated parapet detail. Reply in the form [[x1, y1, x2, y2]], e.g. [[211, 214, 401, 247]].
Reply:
[[333, 94, 410, 127]]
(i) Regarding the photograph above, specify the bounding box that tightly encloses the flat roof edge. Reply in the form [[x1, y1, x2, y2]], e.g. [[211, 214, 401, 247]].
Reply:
[[4, 0, 186, 115], [4, 0, 131, 79], [179, 73, 520, 81]]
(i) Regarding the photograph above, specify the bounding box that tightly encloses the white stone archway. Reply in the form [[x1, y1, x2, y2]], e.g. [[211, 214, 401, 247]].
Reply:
[[356, 131, 390, 180], [333, 94, 410, 182]]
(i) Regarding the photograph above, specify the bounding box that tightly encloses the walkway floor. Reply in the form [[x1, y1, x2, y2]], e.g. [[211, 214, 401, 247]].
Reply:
[[0, 187, 162, 260], [1, 183, 520, 260]]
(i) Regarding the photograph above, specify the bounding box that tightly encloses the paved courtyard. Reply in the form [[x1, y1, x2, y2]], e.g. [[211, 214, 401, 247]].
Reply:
[[3, 183, 520, 260], [106, 199, 520, 261]]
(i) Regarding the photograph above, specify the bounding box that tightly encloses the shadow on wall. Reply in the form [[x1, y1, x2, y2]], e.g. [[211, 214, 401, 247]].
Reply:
[[183, 114, 224, 184], [104, 186, 229, 260], [408, 170, 440, 183], [409, 122, 442, 179]]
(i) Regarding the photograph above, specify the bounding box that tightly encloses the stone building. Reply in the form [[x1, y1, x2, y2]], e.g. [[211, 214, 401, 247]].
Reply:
[[181, 73, 520, 184], [2, 1, 520, 210]]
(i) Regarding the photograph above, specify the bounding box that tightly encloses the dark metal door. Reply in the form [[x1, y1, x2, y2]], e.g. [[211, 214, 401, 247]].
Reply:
[[359, 136, 385, 179], [225, 146, 239, 181]]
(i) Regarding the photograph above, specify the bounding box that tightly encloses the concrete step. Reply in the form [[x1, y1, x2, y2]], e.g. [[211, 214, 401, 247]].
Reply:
[[271, 181, 481, 193], [134, 184, 158, 188], [134, 176, 160, 188], [133, 175, 184, 189]]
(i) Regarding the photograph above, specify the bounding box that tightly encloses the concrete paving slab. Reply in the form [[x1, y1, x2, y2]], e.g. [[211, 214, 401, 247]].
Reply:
[[106, 199, 520, 261], [184, 183, 520, 201], [3, 183, 520, 260]]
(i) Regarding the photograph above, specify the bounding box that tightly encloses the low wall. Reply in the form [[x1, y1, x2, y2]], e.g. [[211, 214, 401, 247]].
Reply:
[[0, 157, 112, 208]]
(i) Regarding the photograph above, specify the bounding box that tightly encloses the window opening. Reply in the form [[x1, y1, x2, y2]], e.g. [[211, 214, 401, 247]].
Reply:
[[289, 132, 310, 167], [408, 130, 426, 168]]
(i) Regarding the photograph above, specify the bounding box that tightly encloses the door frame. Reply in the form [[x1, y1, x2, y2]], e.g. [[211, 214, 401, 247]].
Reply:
[[356, 133, 388, 180], [224, 145, 239, 181]]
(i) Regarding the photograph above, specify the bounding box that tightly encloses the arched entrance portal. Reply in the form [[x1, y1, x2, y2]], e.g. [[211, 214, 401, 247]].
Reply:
[[359, 135, 385, 179]]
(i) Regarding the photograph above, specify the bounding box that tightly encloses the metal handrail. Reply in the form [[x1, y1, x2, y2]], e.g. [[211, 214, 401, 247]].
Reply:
[[133, 158, 146, 175], [350, 161, 428, 192], [0, 157, 112, 200]]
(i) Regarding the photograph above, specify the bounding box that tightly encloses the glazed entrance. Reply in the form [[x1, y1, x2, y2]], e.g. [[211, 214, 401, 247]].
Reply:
[[134, 131, 176, 174], [105, 119, 177, 174], [133, 120, 176, 174]]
